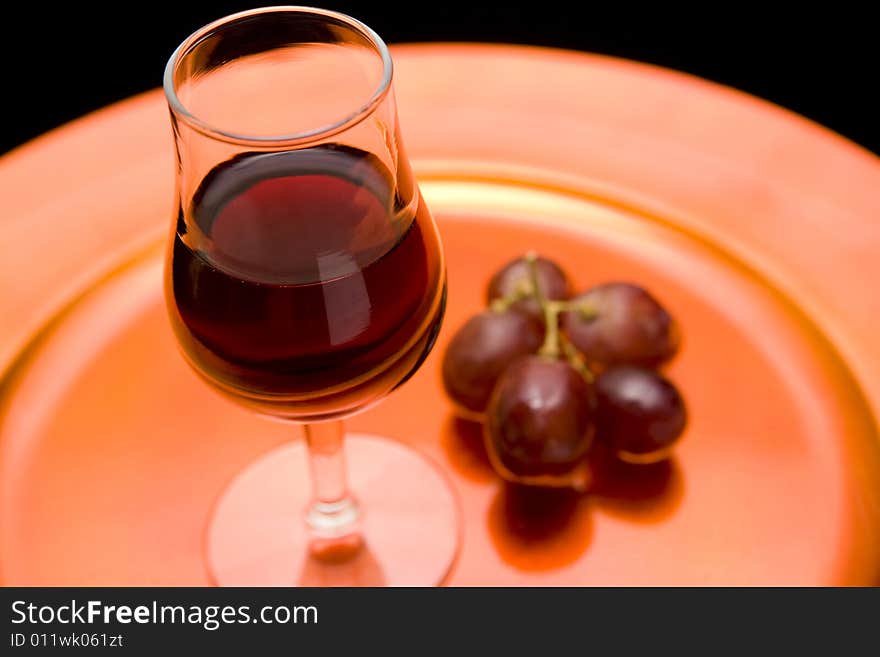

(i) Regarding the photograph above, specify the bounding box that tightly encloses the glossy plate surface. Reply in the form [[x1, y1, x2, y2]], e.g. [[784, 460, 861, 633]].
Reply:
[[1, 45, 879, 585]]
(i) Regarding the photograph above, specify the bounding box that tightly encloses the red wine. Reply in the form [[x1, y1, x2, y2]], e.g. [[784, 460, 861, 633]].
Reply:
[[166, 145, 445, 420]]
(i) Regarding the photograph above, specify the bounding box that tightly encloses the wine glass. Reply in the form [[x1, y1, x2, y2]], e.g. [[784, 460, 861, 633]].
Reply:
[[163, 7, 459, 585]]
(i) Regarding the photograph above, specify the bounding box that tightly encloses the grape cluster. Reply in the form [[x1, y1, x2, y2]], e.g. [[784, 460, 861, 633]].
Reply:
[[442, 253, 687, 489]]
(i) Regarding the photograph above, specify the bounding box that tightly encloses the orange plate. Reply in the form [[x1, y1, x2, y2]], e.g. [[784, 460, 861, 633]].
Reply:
[[1, 44, 879, 585]]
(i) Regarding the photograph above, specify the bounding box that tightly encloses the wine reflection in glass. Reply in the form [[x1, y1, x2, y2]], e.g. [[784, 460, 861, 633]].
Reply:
[[163, 7, 459, 585]]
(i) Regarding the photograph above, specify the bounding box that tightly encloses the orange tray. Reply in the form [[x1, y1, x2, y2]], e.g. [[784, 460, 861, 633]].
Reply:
[[1, 44, 879, 585]]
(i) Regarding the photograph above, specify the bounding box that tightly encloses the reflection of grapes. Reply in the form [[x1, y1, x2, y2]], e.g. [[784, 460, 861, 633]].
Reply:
[[486, 255, 570, 321], [595, 366, 687, 463], [485, 356, 595, 483], [442, 310, 544, 415], [562, 282, 679, 369]]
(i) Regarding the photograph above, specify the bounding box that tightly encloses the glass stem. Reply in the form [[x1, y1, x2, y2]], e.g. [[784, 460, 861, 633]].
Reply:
[[303, 421, 361, 541]]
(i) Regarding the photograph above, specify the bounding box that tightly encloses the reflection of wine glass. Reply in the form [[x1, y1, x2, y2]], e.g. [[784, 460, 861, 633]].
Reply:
[[163, 7, 459, 585]]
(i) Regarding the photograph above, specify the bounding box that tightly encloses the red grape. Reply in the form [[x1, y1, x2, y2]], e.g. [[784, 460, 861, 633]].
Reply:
[[442, 310, 544, 417], [487, 255, 570, 320], [562, 282, 679, 368], [485, 355, 596, 485], [594, 365, 687, 463]]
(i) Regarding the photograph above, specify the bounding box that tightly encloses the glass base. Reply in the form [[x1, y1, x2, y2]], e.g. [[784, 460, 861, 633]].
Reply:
[[206, 434, 461, 586]]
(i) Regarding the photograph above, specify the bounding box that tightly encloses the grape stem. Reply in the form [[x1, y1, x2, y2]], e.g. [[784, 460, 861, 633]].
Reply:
[[524, 252, 562, 359], [524, 252, 597, 382], [490, 276, 533, 313], [492, 252, 599, 382], [561, 333, 594, 383]]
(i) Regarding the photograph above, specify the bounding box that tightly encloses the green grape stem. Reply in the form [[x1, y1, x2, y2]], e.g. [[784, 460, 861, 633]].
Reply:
[[490, 252, 600, 382], [525, 252, 597, 381], [540, 303, 562, 359], [561, 333, 594, 383], [520, 252, 565, 360], [490, 276, 533, 313]]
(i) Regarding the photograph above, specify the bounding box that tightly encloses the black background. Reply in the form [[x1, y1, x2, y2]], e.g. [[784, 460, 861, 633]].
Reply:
[[0, 3, 878, 156]]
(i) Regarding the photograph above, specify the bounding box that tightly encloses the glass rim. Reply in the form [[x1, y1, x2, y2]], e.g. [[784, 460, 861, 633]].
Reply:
[[162, 5, 394, 147]]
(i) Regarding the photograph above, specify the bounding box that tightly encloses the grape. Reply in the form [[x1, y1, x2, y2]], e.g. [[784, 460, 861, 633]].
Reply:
[[485, 356, 596, 484], [594, 365, 687, 463], [487, 255, 570, 320], [442, 310, 544, 416], [562, 282, 679, 368]]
